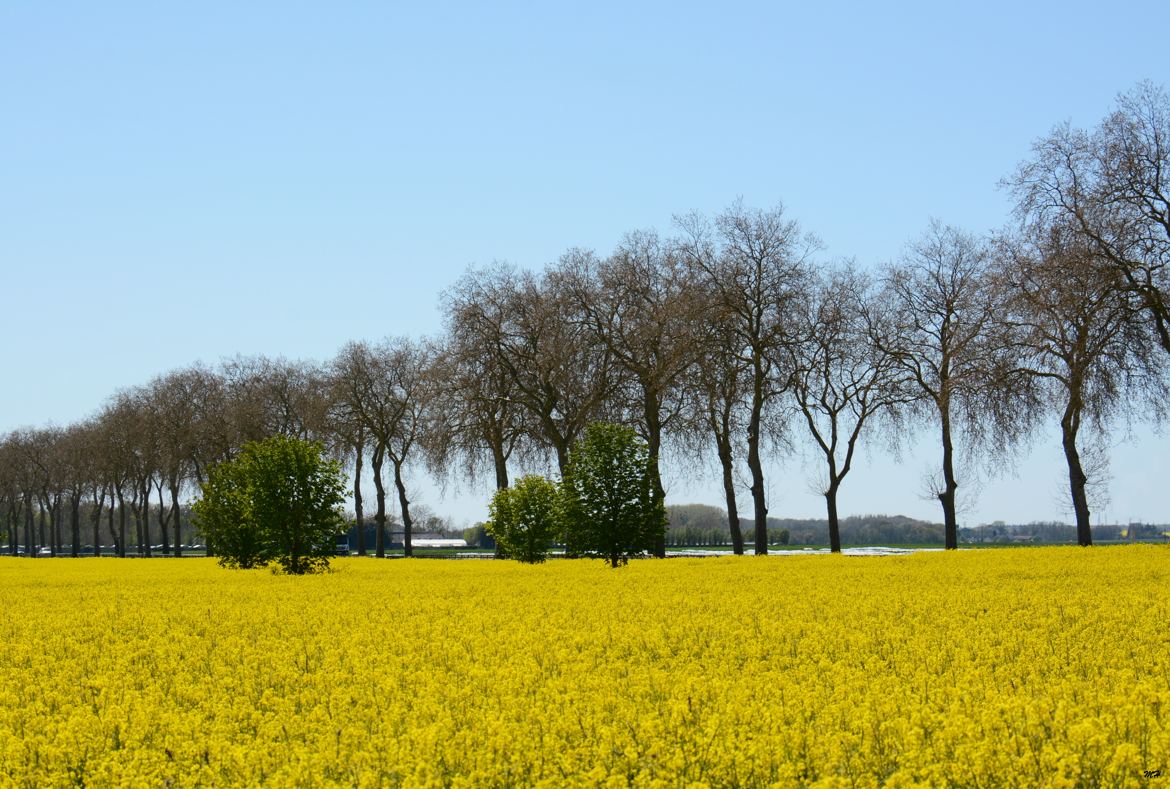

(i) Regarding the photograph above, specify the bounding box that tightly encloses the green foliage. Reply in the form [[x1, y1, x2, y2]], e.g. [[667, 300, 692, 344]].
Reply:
[[462, 523, 495, 550], [191, 457, 268, 568], [486, 475, 560, 563], [193, 436, 347, 574], [560, 423, 666, 568]]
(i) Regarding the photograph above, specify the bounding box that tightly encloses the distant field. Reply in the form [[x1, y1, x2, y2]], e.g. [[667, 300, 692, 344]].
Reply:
[[1, 547, 1168, 785]]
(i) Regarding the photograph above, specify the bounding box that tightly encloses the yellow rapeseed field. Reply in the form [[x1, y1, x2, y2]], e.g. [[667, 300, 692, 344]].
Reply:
[[1, 546, 1168, 787]]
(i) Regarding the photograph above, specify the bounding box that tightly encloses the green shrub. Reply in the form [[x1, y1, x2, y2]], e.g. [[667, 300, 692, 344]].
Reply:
[[193, 436, 347, 574], [560, 423, 666, 568], [485, 475, 560, 563]]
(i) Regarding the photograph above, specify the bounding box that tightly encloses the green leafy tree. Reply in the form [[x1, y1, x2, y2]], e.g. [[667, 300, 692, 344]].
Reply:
[[485, 474, 560, 563], [561, 423, 666, 568], [193, 435, 346, 574]]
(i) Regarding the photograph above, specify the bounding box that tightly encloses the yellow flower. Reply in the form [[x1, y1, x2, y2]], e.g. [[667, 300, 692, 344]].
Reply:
[[0, 546, 1167, 786]]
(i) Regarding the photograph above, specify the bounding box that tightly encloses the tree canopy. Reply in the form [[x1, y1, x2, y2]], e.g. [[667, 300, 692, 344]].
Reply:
[[561, 423, 666, 568], [193, 435, 346, 573]]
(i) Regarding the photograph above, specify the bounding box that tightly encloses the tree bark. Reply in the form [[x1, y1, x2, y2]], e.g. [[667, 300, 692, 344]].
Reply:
[[6, 501, 17, 556], [115, 488, 127, 558], [713, 414, 744, 555], [553, 439, 570, 478], [43, 495, 57, 557], [24, 496, 35, 558], [393, 459, 414, 558], [92, 488, 105, 557], [1061, 400, 1093, 546], [938, 409, 959, 550], [747, 364, 768, 555], [38, 504, 47, 557], [70, 493, 81, 557], [826, 480, 842, 554], [170, 481, 183, 557], [644, 396, 666, 558], [492, 441, 509, 491], [141, 480, 152, 557], [156, 483, 170, 555], [47, 495, 60, 556], [372, 443, 387, 558], [354, 436, 366, 556]]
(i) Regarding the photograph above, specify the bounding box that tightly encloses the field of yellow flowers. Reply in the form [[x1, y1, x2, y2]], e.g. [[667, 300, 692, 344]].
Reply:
[[1, 546, 1168, 787]]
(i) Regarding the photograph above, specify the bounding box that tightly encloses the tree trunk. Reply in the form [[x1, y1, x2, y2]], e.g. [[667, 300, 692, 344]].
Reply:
[[170, 481, 183, 557], [38, 504, 47, 557], [70, 493, 81, 558], [713, 415, 744, 555], [938, 410, 959, 550], [492, 441, 509, 491], [141, 480, 152, 557], [43, 495, 57, 557], [644, 396, 666, 558], [92, 489, 105, 557], [115, 488, 127, 557], [490, 434, 509, 558], [747, 366, 768, 555], [24, 496, 35, 558], [46, 495, 59, 556], [372, 443, 387, 558], [106, 496, 117, 556], [393, 459, 413, 558], [354, 437, 366, 556], [54, 497, 63, 555], [6, 501, 17, 556], [4, 502, 13, 556], [1061, 400, 1093, 546], [156, 483, 170, 555], [131, 489, 144, 557], [553, 440, 570, 478], [826, 480, 842, 554]]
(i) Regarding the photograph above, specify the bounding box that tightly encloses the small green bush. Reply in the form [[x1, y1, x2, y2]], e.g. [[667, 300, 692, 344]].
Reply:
[[485, 475, 560, 563]]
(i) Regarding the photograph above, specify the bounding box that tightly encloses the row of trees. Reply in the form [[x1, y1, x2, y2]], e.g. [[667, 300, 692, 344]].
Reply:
[[2, 83, 1167, 554]]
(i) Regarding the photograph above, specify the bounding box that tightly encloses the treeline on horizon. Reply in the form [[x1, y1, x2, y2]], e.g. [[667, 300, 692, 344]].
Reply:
[[658, 504, 1169, 548], [2, 82, 1168, 559]]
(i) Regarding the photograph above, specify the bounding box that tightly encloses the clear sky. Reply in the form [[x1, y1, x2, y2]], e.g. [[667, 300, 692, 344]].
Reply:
[[2, 1, 1167, 527]]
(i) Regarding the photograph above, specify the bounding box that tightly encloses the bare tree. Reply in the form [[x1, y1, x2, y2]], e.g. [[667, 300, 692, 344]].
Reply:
[[0, 435, 23, 555], [436, 271, 531, 491], [148, 367, 215, 555], [331, 338, 436, 557], [682, 312, 751, 554], [1007, 81, 1170, 356], [57, 424, 93, 557], [3, 430, 44, 556], [678, 202, 819, 554], [325, 384, 370, 555], [332, 341, 393, 557], [444, 261, 614, 476], [873, 222, 1018, 548], [380, 337, 437, 560], [556, 230, 701, 557], [790, 265, 911, 553], [219, 356, 330, 445], [995, 223, 1165, 545]]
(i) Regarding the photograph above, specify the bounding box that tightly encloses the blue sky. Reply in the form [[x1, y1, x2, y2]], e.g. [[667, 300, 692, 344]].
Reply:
[[2, 1, 1167, 526]]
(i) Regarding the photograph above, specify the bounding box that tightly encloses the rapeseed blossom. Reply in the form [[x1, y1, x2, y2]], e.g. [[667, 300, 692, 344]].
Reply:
[[0, 546, 1167, 786]]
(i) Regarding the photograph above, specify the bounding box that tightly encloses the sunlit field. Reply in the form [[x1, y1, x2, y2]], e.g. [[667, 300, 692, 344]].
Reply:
[[1, 547, 1168, 787]]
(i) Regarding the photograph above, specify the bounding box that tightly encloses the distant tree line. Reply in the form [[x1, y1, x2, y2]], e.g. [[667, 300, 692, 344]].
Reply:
[[2, 83, 1167, 555]]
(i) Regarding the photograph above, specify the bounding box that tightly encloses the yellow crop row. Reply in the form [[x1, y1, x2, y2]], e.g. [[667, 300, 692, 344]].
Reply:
[[0, 546, 1167, 787]]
